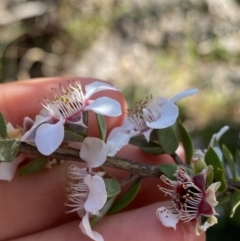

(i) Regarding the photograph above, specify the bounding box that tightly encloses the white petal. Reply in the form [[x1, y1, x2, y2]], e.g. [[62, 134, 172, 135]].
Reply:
[[21, 115, 51, 141], [213, 147, 223, 161], [169, 88, 198, 103], [156, 206, 179, 230], [107, 131, 130, 157], [7, 123, 14, 132], [146, 100, 178, 129], [142, 128, 153, 142], [80, 212, 104, 241], [84, 97, 121, 116], [0, 154, 25, 181], [80, 137, 108, 168], [205, 182, 221, 208], [209, 126, 229, 147], [35, 119, 65, 155], [84, 81, 120, 99], [84, 174, 107, 213]]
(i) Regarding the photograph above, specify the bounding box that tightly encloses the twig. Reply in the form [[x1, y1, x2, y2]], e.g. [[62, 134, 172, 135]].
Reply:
[[119, 174, 141, 187], [20, 142, 163, 178], [170, 152, 184, 165]]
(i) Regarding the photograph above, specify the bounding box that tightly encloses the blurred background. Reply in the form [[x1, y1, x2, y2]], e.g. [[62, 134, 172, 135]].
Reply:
[[1, 0, 240, 239]]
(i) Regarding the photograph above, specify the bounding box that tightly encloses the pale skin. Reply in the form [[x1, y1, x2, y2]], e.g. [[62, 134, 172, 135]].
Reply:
[[0, 77, 205, 241]]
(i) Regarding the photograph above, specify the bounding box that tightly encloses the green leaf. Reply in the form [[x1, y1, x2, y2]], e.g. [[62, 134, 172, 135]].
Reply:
[[91, 196, 116, 227], [130, 135, 165, 155], [0, 112, 8, 138], [63, 130, 84, 142], [65, 121, 87, 136], [230, 189, 240, 218], [222, 144, 236, 180], [104, 178, 121, 197], [157, 127, 179, 154], [205, 147, 227, 192], [96, 113, 107, 141], [0, 139, 21, 162], [19, 158, 48, 176], [108, 179, 141, 214], [177, 120, 193, 165], [140, 146, 165, 155], [159, 164, 178, 180]]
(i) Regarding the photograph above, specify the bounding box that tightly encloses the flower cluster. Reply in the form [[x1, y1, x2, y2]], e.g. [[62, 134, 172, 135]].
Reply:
[[1, 79, 230, 241]]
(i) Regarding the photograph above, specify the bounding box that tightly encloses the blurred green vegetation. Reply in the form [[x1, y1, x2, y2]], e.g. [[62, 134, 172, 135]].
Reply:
[[1, 0, 240, 240]]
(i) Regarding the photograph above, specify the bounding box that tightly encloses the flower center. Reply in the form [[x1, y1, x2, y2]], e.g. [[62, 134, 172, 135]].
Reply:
[[174, 181, 203, 221], [41, 81, 85, 121], [65, 165, 89, 213], [128, 95, 161, 132]]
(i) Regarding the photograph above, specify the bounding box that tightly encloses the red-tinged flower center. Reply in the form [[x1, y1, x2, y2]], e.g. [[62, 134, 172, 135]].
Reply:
[[173, 181, 203, 221]]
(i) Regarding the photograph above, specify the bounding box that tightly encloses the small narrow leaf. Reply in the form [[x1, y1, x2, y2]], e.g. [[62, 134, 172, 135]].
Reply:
[[96, 113, 107, 141], [108, 179, 141, 214], [0, 113, 8, 138], [159, 164, 178, 180], [19, 158, 48, 176], [140, 146, 165, 155], [130, 136, 165, 155], [222, 144, 236, 180], [177, 120, 193, 165], [104, 178, 121, 197], [0, 139, 21, 162], [90, 196, 116, 227], [205, 147, 227, 192], [157, 127, 179, 154], [230, 189, 240, 218], [64, 130, 84, 142]]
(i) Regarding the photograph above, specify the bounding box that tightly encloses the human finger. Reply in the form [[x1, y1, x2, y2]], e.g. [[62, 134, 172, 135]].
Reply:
[[11, 202, 205, 241]]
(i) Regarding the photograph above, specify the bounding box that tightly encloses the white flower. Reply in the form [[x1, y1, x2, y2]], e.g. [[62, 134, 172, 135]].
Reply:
[[125, 88, 198, 141], [66, 136, 109, 241], [21, 81, 122, 156], [0, 123, 25, 181], [156, 167, 220, 235], [66, 165, 107, 241]]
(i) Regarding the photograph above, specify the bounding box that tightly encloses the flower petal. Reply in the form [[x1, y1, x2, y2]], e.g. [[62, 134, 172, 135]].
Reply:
[[85, 97, 122, 117], [80, 137, 108, 168], [35, 119, 65, 155], [84, 174, 107, 213], [80, 212, 104, 241], [0, 154, 25, 181], [156, 206, 179, 230], [169, 88, 198, 103], [196, 216, 218, 235], [21, 115, 51, 142], [205, 181, 221, 208], [106, 131, 130, 157], [145, 99, 178, 129], [209, 126, 229, 147], [84, 81, 120, 99]]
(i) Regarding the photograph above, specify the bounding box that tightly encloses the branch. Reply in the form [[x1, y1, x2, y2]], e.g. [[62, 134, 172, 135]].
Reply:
[[20, 142, 163, 178]]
